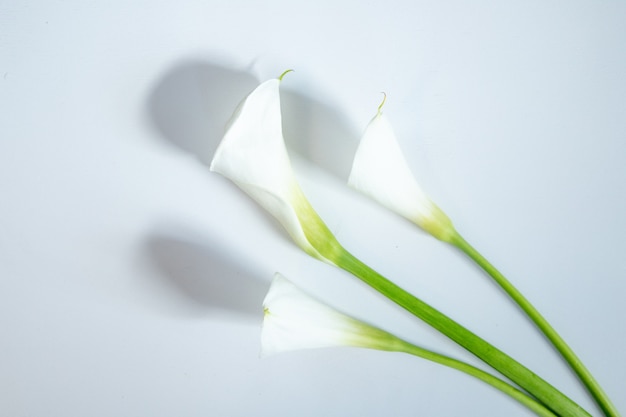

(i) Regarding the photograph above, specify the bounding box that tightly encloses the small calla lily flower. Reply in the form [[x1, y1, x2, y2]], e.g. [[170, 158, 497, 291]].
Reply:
[[348, 100, 455, 242], [210, 74, 343, 264], [261, 275, 559, 417], [261, 273, 399, 356]]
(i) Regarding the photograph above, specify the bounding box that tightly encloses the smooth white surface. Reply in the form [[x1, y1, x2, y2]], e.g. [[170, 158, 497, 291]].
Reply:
[[1, 1, 625, 416]]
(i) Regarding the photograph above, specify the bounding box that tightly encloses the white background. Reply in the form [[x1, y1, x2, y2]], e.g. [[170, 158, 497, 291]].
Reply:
[[1, 1, 625, 416]]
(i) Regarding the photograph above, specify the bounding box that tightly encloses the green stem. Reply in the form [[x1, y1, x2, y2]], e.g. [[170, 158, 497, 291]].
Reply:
[[335, 248, 591, 417], [449, 231, 620, 417], [387, 338, 558, 417]]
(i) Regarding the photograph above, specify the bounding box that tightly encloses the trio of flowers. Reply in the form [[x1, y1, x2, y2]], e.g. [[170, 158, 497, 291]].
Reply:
[[209, 70, 619, 417]]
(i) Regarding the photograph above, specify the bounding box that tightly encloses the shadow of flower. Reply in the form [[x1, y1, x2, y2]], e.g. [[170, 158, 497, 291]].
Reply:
[[147, 59, 259, 165], [146, 58, 359, 179], [144, 225, 268, 320], [280, 87, 359, 180]]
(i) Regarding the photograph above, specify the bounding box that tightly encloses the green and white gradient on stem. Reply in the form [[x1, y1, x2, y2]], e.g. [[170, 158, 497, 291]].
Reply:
[[347, 102, 620, 417], [262, 273, 559, 417]]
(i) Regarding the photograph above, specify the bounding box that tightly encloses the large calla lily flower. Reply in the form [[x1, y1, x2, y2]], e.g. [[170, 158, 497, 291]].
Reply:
[[210, 76, 342, 264], [261, 273, 400, 356], [348, 107, 455, 242]]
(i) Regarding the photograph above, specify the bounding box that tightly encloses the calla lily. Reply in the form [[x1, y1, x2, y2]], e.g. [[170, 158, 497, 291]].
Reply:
[[348, 105, 455, 242], [348, 100, 618, 415], [261, 273, 397, 356], [210, 74, 342, 264], [260, 273, 560, 417], [348, 102, 618, 416], [210, 77, 592, 417]]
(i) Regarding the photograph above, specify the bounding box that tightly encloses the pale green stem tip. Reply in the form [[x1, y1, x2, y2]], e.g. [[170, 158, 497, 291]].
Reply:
[[377, 92, 387, 115], [279, 69, 294, 81]]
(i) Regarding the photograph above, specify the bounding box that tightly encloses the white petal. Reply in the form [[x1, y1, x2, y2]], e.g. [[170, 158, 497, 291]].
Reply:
[[211, 79, 294, 202], [348, 112, 454, 241], [261, 274, 390, 357], [210, 79, 339, 261]]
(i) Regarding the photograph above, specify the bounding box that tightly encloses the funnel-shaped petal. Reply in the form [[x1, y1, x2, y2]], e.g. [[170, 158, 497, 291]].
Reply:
[[348, 111, 455, 241], [211, 78, 342, 263], [261, 275, 563, 417], [261, 273, 398, 356]]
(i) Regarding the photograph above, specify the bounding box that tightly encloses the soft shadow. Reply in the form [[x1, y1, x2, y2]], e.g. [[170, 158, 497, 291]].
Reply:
[[145, 226, 268, 319], [281, 88, 360, 180], [147, 58, 359, 179], [147, 60, 259, 165]]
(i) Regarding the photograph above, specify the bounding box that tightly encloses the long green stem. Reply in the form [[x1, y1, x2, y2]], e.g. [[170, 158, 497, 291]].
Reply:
[[449, 231, 620, 417], [334, 248, 591, 417], [387, 338, 558, 417]]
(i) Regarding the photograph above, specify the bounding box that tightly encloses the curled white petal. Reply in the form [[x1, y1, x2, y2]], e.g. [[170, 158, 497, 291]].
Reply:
[[210, 78, 341, 262], [348, 111, 454, 241], [261, 273, 394, 357]]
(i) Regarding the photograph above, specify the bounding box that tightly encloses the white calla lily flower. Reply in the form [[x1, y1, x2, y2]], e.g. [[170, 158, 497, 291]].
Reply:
[[261, 274, 559, 417], [261, 273, 398, 356], [210, 75, 343, 263], [348, 105, 455, 242]]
